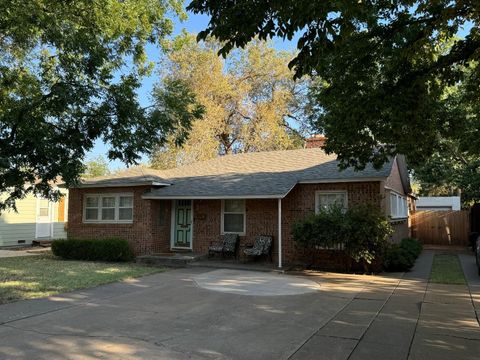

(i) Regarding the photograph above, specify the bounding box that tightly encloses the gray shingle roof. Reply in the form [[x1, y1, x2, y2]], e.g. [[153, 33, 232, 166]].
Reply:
[[77, 167, 170, 188], [78, 148, 393, 198]]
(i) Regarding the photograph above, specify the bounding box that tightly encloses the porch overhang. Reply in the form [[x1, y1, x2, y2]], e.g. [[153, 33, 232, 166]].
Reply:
[[76, 181, 171, 188], [141, 194, 284, 200]]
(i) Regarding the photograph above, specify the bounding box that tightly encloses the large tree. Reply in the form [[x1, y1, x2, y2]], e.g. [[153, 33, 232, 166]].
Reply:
[[0, 0, 202, 210], [413, 140, 480, 207], [151, 33, 307, 169], [187, 1, 479, 170], [82, 156, 111, 179]]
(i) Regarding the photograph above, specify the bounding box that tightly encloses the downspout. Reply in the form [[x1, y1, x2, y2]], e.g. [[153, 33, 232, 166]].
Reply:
[[278, 198, 282, 269]]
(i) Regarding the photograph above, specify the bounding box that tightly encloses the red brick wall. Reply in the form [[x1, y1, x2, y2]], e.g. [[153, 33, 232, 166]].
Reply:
[[192, 199, 280, 255], [192, 199, 221, 253], [191, 182, 382, 263], [281, 182, 382, 263], [68, 180, 409, 262], [305, 135, 326, 148], [67, 186, 170, 255], [150, 199, 172, 253]]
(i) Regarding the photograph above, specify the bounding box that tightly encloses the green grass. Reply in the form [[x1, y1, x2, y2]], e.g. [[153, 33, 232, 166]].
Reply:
[[430, 254, 467, 285], [0, 254, 165, 304]]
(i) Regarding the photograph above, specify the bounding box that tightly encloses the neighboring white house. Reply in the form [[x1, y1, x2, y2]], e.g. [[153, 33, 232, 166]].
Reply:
[[0, 189, 68, 247], [416, 196, 461, 211]]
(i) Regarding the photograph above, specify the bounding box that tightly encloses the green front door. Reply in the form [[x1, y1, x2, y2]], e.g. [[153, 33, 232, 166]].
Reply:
[[174, 200, 192, 248]]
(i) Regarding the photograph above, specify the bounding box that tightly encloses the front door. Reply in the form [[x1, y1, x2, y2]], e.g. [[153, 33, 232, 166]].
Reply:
[[35, 198, 52, 238], [173, 200, 192, 248]]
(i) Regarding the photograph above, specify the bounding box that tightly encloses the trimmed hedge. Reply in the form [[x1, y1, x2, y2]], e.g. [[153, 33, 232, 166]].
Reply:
[[384, 238, 423, 272], [51, 238, 134, 262]]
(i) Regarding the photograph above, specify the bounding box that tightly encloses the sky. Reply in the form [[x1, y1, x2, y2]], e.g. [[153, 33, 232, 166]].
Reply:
[[87, 11, 298, 171]]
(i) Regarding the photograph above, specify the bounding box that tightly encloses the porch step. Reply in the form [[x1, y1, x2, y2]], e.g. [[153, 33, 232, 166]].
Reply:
[[188, 259, 283, 273], [136, 253, 206, 267], [32, 240, 53, 247]]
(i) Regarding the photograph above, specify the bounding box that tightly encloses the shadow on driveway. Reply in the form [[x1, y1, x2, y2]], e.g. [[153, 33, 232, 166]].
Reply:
[[0, 251, 478, 359]]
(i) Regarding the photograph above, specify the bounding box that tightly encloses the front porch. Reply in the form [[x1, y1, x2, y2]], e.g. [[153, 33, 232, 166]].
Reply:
[[136, 251, 280, 271], [150, 197, 285, 268]]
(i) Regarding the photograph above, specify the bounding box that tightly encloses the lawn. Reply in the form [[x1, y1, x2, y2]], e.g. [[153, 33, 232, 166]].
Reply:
[[429, 253, 467, 285], [0, 254, 165, 304]]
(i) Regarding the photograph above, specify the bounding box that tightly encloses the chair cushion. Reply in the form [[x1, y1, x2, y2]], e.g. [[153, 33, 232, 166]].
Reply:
[[222, 234, 239, 252], [208, 245, 224, 252], [243, 248, 263, 256], [255, 236, 272, 254]]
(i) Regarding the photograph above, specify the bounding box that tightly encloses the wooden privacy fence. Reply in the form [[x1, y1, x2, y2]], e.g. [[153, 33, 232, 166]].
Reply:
[[411, 210, 470, 246]]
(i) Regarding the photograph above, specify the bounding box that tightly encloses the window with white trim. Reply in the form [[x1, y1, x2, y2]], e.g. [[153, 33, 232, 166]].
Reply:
[[390, 192, 408, 219], [84, 194, 133, 222], [222, 199, 245, 234], [315, 191, 348, 213]]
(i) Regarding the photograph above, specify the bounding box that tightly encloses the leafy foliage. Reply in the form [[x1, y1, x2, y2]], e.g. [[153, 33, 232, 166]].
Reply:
[[384, 238, 423, 272], [188, 0, 479, 170], [292, 204, 393, 266], [344, 204, 394, 264], [0, 0, 201, 210], [82, 156, 111, 179], [150, 33, 308, 169], [291, 206, 348, 250], [51, 238, 134, 262], [413, 139, 480, 207]]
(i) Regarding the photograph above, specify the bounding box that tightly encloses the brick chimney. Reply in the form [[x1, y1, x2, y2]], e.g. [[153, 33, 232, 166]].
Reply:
[[305, 134, 326, 149]]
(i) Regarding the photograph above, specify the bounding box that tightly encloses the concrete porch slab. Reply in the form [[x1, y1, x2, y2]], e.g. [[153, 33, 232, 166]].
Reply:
[[192, 269, 321, 296], [136, 253, 206, 267]]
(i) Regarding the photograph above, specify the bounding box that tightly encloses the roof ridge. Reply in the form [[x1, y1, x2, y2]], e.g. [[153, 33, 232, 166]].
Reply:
[[149, 147, 332, 174]]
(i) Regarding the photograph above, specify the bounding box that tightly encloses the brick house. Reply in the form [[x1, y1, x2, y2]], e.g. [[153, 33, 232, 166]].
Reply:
[[67, 137, 412, 267]]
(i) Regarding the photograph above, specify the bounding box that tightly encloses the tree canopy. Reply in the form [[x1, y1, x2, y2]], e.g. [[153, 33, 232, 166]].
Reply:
[[151, 33, 308, 169], [413, 139, 479, 207], [0, 0, 201, 209], [187, 1, 479, 170], [82, 156, 111, 179]]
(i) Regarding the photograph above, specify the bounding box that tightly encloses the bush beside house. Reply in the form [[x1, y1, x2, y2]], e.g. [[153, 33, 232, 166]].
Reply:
[[383, 238, 423, 272], [292, 205, 422, 273], [52, 238, 134, 262], [292, 204, 393, 272]]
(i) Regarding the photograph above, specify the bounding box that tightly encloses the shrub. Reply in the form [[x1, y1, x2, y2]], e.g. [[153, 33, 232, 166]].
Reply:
[[291, 205, 348, 250], [384, 238, 422, 272], [51, 238, 134, 262], [400, 237, 423, 259], [343, 204, 393, 265], [292, 204, 393, 269]]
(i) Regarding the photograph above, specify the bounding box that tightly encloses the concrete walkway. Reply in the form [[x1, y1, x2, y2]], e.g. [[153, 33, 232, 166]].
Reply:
[[0, 250, 478, 359], [291, 250, 480, 360]]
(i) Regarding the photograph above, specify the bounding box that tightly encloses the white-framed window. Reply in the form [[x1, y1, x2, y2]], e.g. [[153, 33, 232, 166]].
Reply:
[[390, 192, 408, 219], [221, 199, 246, 235], [315, 191, 348, 213], [83, 193, 134, 223]]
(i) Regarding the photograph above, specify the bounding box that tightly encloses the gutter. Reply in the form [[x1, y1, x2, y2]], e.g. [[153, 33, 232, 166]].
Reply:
[[141, 194, 284, 200], [70, 181, 171, 189]]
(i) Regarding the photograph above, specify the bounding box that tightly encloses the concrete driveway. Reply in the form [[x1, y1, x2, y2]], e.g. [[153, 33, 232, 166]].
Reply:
[[0, 250, 479, 359]]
